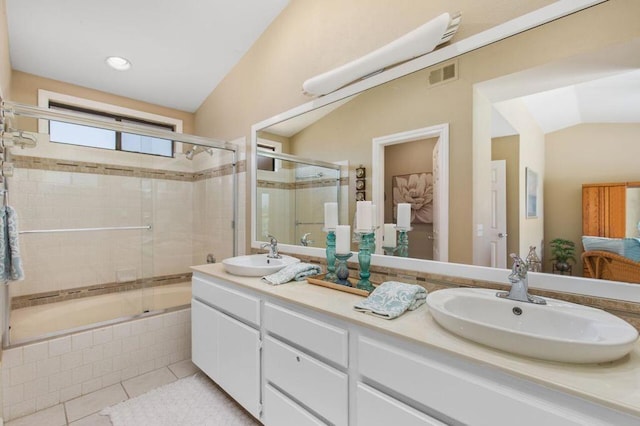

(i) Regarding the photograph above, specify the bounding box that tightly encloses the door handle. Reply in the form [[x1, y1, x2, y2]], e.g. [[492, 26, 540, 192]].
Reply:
[[498, 233, 508, 238]]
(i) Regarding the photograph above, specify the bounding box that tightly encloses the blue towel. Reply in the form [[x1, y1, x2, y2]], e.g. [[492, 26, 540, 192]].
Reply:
[[354, 281, 426, 319], [262, 262, 321, 285], [0, 206, 24, 281]]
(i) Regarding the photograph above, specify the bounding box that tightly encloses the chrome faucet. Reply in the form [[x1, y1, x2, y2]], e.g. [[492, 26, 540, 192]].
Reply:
[[300, 233, 314, 246], [260, 234, 281, 259], [497, 253, 546, 305]]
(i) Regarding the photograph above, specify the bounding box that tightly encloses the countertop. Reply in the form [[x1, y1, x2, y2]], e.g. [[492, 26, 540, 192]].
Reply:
[[191, 263, 640, 417]]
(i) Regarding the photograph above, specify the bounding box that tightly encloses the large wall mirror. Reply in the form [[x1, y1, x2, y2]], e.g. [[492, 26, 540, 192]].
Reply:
[[251, 0, 640, 302]]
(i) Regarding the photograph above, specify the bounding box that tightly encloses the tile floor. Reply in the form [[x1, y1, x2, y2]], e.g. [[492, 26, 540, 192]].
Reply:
[[6, 359, 201, 426]]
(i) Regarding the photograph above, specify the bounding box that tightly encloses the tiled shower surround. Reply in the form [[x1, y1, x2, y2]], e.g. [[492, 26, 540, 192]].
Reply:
[[8, 154, 245, 300], [1, 308, 191, 421]]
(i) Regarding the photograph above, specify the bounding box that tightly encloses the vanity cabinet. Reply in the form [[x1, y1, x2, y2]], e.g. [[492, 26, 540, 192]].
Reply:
[[191, 270, 640, 426], [191, 276, 261, 419], [263, 303, 349, 426]]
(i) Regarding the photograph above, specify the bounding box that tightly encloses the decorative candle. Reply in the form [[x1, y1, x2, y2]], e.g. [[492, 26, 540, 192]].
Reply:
[[383, 223, 397, 247], [397, 203, 411, 229], [324, 202, 338, 229], [356, 201, 372, 231], [335, 225, 351, 254]]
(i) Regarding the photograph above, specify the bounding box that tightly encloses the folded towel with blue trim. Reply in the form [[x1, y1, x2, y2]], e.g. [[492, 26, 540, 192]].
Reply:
[[262, 262, 322, 285], [354, 281, 426, 319]]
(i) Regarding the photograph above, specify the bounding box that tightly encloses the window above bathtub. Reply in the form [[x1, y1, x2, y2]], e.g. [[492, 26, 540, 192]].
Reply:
[[37, 90, 184, 158]]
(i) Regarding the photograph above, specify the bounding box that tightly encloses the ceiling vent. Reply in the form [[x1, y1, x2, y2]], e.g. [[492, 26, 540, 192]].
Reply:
[[427, 60, 458, 87]]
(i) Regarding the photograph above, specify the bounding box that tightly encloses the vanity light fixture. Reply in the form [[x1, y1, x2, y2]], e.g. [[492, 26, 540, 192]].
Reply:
[[302, 12, 461, 96], [105, 56, 132, 71]]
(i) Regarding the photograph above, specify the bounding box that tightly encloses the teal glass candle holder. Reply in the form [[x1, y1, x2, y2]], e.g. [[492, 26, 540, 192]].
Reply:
[[334, 252, 353, 286], [357, 232, 375, 292], [396, 226, 412, 258], [324, 230, 337, 282], [382, 246, 397, 256]]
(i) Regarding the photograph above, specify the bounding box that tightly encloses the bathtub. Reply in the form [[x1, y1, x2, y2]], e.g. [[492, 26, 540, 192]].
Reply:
[[9, 282, 192, 343]]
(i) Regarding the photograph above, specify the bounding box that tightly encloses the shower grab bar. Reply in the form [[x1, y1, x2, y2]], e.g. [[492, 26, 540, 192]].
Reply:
[[295, 221, 325, 226], [19, 225, 152, 235]]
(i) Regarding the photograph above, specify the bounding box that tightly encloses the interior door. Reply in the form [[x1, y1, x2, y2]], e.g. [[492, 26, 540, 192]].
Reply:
[[490, 160, 507, 268]]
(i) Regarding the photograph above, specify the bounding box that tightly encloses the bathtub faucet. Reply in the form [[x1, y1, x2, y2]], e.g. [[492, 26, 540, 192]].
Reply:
[[261, 234, 281, 259]]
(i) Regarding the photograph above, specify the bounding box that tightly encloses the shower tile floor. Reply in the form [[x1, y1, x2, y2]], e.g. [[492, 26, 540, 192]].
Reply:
[[5, 359, 225, 426]]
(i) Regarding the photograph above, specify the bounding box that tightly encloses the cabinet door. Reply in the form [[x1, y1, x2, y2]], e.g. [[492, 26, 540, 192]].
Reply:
[[191, 299, 219, 380], [357, 383, 446, 426], [217, 311, 261, 418]]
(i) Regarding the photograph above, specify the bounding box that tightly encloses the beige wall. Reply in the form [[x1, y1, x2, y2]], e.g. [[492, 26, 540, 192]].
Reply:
[[0, 0, 11, 100], [545, 123, 640, 275], [492, 136, 520, 267], [10, 71, 195, 134]]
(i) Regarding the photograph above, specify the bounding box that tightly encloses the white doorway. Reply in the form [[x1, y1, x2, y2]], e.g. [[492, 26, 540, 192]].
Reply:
[[372, 124, 449, 261], [489, 160, 507, 268]]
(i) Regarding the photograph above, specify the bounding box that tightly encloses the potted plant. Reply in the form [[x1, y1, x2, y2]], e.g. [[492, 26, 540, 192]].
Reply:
[[549, 238, 576, 272]]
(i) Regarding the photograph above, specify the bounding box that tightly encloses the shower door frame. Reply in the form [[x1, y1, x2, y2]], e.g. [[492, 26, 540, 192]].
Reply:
[[1, 101, 239, 347]]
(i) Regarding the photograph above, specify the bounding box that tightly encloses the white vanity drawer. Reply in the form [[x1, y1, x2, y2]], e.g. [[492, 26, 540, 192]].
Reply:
[[264, 302, 348, 367], [192, 275, 260, 326], [356, 383, 446, 426], [264, 336, 348, 426], [358, 337, 589, 426], [263, 384, 326, 426]]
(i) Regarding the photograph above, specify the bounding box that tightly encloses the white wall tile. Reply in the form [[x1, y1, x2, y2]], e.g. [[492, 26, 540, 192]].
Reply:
[[48, 371, 72, 393], [60, 351, 82, 372], [92, 327, 113, 345], [2, 347, 24, 368], [8, 398, 36, 420], [71, 331, 93, 351], [35, 391, 60, 411], [112, 322, 131, 339], [36, 357, 60, 377], [48, 337, 71, 357], [59, 383, 82, 402], [10, 363, 36, 386]]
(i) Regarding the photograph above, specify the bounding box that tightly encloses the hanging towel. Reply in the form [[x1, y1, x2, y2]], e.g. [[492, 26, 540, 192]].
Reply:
[[354, 281, 427, 319], [0, 206, 24, 282], [262, 262, 321, 285]]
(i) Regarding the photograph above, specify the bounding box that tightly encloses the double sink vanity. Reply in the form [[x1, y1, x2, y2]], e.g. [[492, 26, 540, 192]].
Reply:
[[191, 254, 640, 425]]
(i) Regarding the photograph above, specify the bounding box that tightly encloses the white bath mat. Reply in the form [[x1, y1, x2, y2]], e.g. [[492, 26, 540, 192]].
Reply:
[[101, 374, 259, 426]]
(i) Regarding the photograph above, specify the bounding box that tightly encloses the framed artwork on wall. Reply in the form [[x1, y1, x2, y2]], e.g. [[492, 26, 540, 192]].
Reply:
[[526, 167, 538, 218], [392, 172, 434, 224]]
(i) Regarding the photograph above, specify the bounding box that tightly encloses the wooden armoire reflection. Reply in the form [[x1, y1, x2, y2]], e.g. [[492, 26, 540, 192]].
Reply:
[[582, 182, 636, 238]]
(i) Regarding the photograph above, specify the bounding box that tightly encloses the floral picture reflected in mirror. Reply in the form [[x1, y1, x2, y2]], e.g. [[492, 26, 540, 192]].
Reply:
[[392, 172, 433, 224]]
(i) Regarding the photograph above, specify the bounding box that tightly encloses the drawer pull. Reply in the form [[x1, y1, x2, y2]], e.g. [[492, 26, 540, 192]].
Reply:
[[296, 356, 301, 362]]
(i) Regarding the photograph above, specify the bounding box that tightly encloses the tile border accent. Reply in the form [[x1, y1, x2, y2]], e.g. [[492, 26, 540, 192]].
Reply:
[[257, 176, 348, 190], [11, 155, 245, 182], [266, 250, 640, 332], [11, 272, 193, 310]]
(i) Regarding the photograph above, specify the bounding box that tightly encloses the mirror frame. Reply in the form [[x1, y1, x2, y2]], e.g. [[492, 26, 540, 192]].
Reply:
[[251, 0, 640, 303]]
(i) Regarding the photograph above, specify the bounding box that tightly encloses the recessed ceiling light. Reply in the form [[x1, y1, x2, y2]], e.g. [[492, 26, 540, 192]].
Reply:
[[105, 56, 131, 71]]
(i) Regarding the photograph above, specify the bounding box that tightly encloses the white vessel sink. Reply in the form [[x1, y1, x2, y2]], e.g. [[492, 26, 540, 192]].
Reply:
[[222, 254, 300, 277], [426, 288, 638, 364]]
